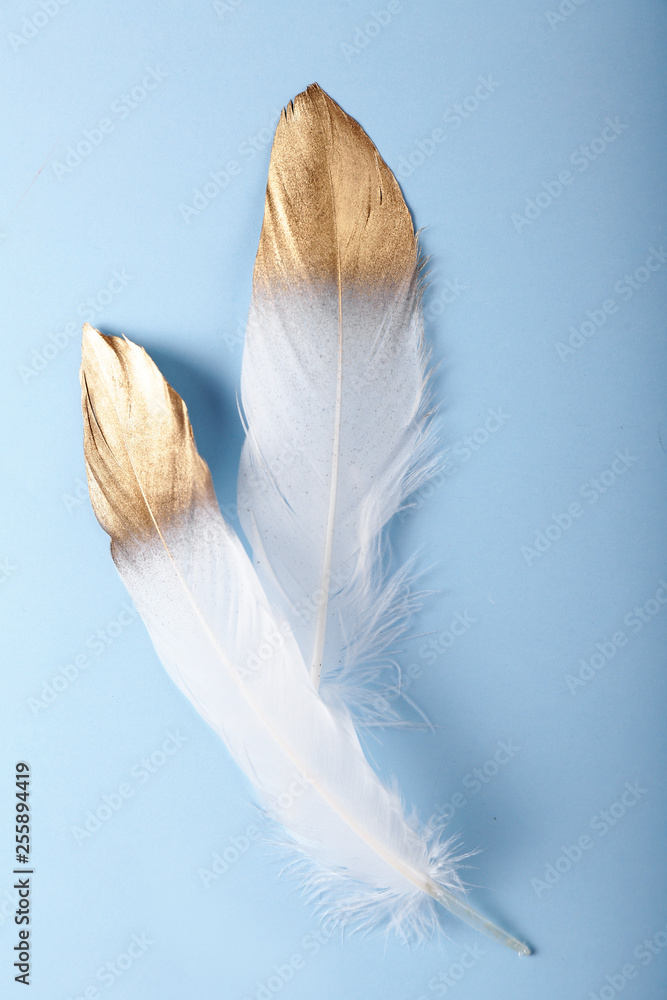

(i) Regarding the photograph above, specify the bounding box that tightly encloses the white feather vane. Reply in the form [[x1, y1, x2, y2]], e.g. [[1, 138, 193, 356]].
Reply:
[[80, 84, 529, 954], [238, 85, 437, 718]]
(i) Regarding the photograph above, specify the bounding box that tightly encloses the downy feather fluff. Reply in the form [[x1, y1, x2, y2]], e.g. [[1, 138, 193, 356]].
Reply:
[[80, 84, 529, 952]]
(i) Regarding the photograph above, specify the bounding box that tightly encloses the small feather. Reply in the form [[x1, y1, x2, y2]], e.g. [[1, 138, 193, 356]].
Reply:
[[80, 322, 465, 940]]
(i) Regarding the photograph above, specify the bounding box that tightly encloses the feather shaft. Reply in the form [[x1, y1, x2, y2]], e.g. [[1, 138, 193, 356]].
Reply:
[[427, 884, 531, 956], [310, 192, 344, 690]]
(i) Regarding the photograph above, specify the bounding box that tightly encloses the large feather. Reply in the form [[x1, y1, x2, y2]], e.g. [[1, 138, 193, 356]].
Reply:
[[238, 85, 436, 714], [80, 323, 528, 951]]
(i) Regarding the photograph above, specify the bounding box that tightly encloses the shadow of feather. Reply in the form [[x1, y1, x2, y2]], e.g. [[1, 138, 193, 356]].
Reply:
[[148, 344, 245, 530]]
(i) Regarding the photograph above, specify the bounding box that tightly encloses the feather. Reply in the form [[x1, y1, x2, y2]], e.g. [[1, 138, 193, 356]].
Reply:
[[79, 83, 530, 954], [238, 85, 436, 722]]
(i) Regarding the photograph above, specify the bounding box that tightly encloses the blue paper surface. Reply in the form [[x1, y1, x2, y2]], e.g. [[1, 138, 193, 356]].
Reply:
[[1, 1, 665, 997]]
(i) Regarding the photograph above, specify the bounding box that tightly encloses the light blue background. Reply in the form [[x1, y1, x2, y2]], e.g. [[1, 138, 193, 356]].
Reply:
[[1, 1, 666, 998]]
